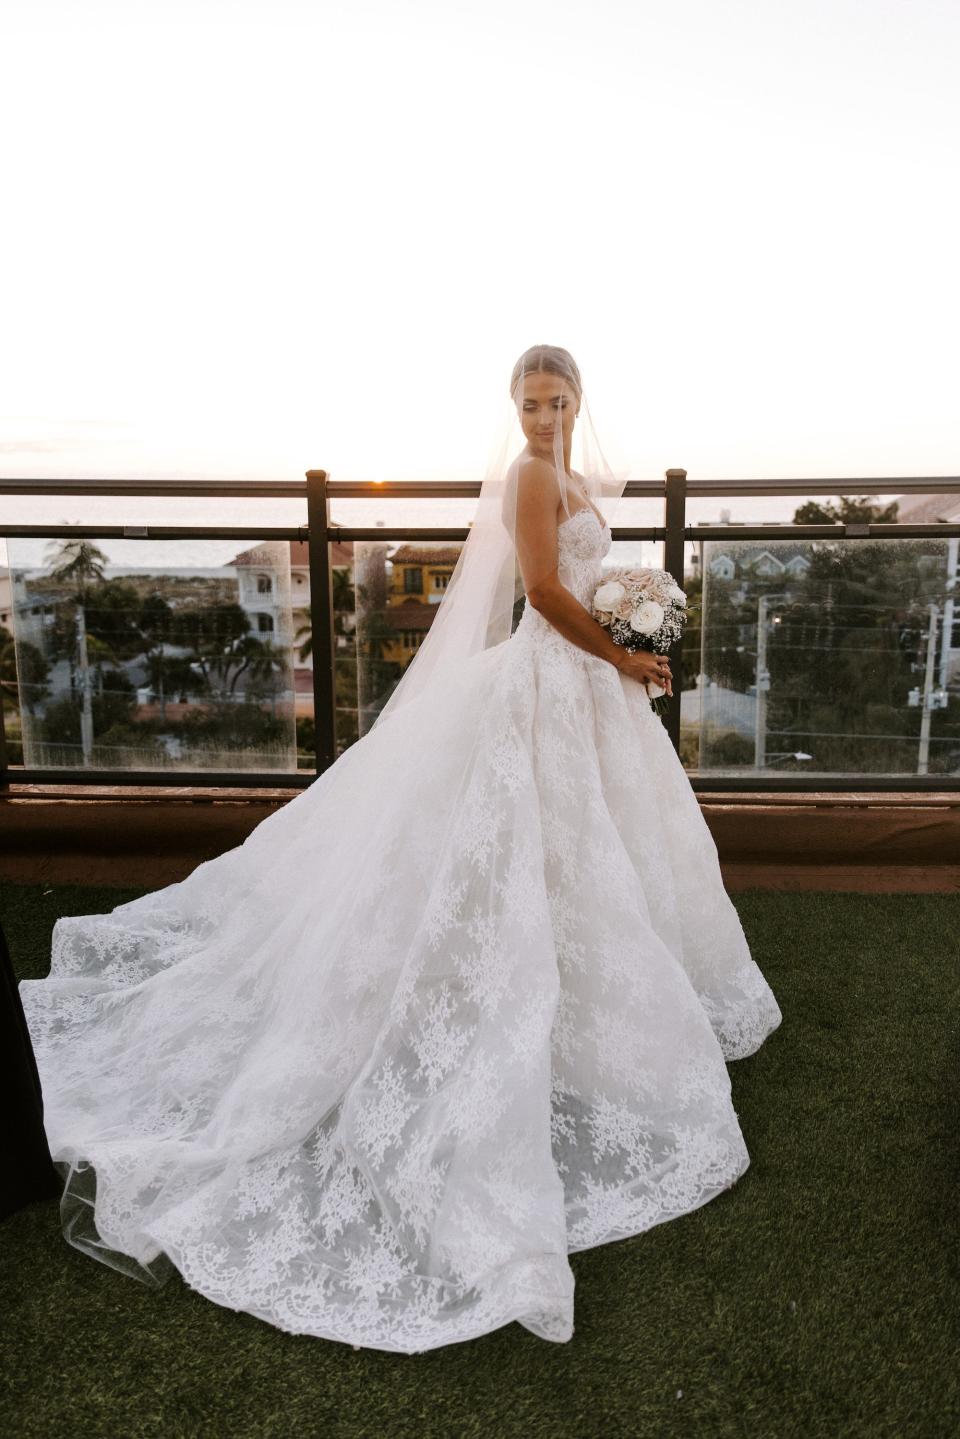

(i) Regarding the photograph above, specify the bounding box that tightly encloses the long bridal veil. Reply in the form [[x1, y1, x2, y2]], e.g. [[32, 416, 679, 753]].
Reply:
[[23, 345, 638, 1310], [368, 347, 632, 731]]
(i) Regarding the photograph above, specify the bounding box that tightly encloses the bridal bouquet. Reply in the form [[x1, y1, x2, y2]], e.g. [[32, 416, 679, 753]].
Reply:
[[589, 566, 688, 705]]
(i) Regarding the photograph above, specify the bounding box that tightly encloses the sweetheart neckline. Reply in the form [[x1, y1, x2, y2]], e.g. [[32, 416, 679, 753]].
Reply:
[[559, 507, 610, 532]]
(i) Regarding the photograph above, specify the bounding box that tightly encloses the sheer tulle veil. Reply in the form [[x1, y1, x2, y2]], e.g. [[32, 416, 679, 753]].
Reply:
[[368, 345, 632, 731]]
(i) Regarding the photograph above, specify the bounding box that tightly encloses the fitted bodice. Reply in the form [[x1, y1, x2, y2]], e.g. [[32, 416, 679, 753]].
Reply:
[[515, 504, 612, 624], [554, 506, 613, 602], [512, 505, 612, 650]]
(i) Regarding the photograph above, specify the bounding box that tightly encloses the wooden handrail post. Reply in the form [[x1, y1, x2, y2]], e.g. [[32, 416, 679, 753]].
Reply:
[[663, 468, 688, 754], [305, 470, 338, 773]]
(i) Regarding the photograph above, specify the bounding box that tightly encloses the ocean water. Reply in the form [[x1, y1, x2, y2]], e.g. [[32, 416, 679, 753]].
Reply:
[[0, 489, 884, 574]]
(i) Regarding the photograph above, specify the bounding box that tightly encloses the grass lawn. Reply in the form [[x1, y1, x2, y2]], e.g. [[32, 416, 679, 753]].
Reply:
[[1, 882, 958, 1439]]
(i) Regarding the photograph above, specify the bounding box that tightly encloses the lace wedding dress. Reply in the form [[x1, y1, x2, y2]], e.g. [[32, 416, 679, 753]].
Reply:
[[20, 504, 782, 1354]]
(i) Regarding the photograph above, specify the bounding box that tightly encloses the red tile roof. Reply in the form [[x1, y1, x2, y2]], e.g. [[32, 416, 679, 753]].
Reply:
[[384, 599, 437, 632], [390, 545, 460, 564], [894, 493, 960, 524], [230, 539, 354, 569]]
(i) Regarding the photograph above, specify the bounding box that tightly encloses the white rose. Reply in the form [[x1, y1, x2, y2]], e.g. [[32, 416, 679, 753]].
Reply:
[[593, 580, 626, 612], [629, 599, 664, 635]]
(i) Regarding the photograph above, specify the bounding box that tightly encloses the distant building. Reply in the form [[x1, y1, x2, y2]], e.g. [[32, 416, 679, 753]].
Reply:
[[893, 492, 960, 526], [286, 538, 354, 656], [708, 554, 735, 581], [706, 546, 812, 583], [228, 538, 354, 677], [228, 537, 464, 673], [8, 569, 68, 648], [382, 544, 459, 666]]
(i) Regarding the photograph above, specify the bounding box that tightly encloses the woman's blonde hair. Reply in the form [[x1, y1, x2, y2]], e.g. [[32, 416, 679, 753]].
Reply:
[[509, 344, 582, 402]]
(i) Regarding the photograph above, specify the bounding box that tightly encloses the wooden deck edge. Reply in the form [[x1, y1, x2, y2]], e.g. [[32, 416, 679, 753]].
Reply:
[[4, 782, 960, 807], [720, 863, 960, 894], [1, 785, 959, 891]]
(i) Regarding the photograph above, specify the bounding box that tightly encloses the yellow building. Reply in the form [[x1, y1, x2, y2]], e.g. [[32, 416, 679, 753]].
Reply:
[[383, 545, 459, 666]]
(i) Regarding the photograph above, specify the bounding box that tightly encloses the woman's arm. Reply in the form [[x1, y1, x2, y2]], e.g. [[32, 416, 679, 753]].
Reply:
[[513, 458, 672, 692]]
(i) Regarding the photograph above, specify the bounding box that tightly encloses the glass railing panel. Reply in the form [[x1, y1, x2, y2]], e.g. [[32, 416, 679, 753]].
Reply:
[[337, 537, 463, 743], [603, 539, 666, 595], [692, 537, 960, 778], [0, 490, 306, 537], [327, 492, 664, 534], [4, 536, 300, 773], [327, 495, 477, 530], [684, 490, 911, 530], [605, 494, 663, 532]]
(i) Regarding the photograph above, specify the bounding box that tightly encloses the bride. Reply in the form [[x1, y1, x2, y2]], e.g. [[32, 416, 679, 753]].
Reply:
[[19, 344, 782, 1355]]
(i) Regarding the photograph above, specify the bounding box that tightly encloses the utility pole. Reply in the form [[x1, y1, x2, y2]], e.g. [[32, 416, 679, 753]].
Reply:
[[917, 602, 939, 776], [941, 538, 957, 690], [754, 594, 770, 770], [754, 591, 788, 771], [75, 602, 94, 766]]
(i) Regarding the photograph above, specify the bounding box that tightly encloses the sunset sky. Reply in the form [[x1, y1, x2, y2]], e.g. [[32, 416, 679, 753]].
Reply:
[[1, 0, 958, 500]]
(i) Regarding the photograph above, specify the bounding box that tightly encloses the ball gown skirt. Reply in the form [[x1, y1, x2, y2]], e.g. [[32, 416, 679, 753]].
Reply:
[[19, 506, 782, 1354]]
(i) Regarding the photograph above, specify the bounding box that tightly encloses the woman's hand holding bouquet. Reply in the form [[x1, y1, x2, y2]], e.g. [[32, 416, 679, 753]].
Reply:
[[588, 566, 688, 708], [615, 647, 673, 697]]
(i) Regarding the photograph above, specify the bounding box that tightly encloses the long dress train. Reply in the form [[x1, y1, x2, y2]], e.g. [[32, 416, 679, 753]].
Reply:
[[19, 506, 782, 1353]]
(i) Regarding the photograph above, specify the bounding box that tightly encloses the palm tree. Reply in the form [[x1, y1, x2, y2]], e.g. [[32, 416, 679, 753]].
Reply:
[[0, 624, 17, 708], [142, 652, 196, 722], [294, 571, 362, 662], [43, 536, 109, 765], [137, 592, 175, 723], [359, 608, 395, 662], [44, 536, 109, 600], [85, 633, 121, 696], [242, 639, 287, 718], [333, 568, 357, 619], [172, 602, 253, 703], [224, 634, 282, 699], [293, 619, 313, 664]]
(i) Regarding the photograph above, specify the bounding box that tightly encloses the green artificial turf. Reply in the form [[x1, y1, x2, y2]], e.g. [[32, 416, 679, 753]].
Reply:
[[1, 882, 958, 1439]]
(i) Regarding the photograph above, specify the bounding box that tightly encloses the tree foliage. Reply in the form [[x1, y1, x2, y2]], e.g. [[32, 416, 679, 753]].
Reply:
[[689, 499, 958, 774], [793, 496, 900, 526]]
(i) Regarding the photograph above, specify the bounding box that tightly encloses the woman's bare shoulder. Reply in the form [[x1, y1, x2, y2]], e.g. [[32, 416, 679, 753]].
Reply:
[[515, 455, 559, 495], [516, 454, 556, 478]]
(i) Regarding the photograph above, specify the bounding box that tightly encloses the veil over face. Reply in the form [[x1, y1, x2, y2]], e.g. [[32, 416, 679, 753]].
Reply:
[[368, 345, 631, 732]]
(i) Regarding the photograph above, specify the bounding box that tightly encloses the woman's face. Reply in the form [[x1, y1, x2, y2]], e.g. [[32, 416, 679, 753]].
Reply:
[[516, 371, 579, 462]]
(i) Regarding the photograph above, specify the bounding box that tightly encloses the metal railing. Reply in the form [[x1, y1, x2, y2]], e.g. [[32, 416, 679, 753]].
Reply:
[[2, 470, 959, 793]]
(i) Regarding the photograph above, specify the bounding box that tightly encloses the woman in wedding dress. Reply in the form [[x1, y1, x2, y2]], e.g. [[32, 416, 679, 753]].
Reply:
[[19, 344, 781, 1355]]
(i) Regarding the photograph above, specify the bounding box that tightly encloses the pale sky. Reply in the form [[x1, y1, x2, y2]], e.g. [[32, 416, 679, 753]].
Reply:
[[1, 0, 958, 498]]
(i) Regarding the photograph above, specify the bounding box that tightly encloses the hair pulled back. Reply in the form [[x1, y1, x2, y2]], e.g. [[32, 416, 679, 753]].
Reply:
[[509, 344, 582, 402]]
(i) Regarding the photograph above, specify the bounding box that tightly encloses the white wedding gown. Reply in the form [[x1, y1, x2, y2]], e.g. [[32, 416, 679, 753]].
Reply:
[[20, 506, 782, 1354]]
